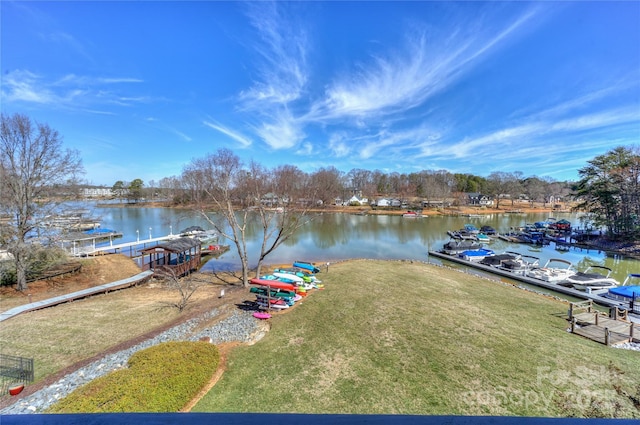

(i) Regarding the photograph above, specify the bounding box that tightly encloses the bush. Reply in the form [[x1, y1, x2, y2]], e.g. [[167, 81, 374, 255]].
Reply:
[[0, 245, 70, 286], [0, 261, 17, 287], [26, 246, 69, 278], [48, 341, 220, 413]]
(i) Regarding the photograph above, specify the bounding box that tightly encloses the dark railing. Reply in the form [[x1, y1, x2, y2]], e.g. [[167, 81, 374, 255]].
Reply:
[[0, 354, 34, 395], [142, 254, 201, 277]]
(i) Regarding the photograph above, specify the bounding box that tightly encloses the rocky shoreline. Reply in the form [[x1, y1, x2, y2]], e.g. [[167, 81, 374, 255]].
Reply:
[[1, 307, 265, 415]]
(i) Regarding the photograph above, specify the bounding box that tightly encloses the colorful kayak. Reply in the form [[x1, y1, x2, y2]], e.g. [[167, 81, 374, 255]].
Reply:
[[275, 268, 319, 283], [293, 261, 321, 274], [261, 273, 297, 284], [255, 295, 292, 306], [273, 272, 305, 284], [250, 278, 296, 292], [249, 286, 296, 299], [277, 267, 314, 276], [253, 312, 271, 320]]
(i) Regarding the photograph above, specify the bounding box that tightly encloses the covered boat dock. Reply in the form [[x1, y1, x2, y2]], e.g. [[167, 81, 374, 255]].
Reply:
[[139, 237, 201, 277]]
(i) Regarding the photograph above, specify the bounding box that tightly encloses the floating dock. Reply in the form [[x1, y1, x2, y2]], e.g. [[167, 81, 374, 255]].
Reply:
[[427, 250, 630, 310]]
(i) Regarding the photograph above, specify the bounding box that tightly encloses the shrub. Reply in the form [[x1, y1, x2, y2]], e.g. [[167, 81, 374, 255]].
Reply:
[[48, 341, 220, 413], [0, 245, 70, 286]]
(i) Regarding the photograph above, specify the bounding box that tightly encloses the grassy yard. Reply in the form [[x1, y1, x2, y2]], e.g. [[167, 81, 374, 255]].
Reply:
[[193, 260, 640, 418], [0, 279, 244, 383]]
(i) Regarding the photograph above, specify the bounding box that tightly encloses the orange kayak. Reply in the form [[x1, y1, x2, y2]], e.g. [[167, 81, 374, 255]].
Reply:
[[250, 278, 296, 292]]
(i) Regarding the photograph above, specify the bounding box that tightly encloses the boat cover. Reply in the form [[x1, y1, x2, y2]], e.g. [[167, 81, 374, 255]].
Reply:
[[608, 286, 640, 298]]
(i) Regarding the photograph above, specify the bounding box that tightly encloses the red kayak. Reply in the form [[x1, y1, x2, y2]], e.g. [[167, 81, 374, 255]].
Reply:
[[249, 278, 296, 292]]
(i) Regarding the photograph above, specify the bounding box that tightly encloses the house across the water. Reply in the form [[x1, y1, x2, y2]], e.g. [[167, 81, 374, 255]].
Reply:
[[139, 237, 201, 277]]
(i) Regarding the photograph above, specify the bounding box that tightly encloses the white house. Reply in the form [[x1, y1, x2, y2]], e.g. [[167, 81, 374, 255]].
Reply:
[[467, 193, 494, 206], [347, 195, 368, 206], [82, 187, 113, 198]]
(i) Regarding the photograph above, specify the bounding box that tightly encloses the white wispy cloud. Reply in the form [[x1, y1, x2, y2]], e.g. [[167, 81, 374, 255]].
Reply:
[[169, 128, 192, 143], [358, 126, 441, 160], [2, 69, 146, 110], [45, 31, 94, 63], [203, 120, 252, 148], [240, 2, 309, 106], [2, 70, 56, 104], [254, 110, 305, 149], [430, 103, 639, 175], [234, 2, 313, 152], [328, 132, 352, 158], [312, 5, 540, 122], [295, 141, 313, 156]]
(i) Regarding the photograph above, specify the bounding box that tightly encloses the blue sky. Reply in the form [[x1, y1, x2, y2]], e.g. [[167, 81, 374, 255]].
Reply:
[[2, 1, 639, 186]]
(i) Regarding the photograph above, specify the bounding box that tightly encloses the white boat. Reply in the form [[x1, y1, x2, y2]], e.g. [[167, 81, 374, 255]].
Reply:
[[441, 240, 482, 255], [526, 258, 577, 283], [459, 248, 494, 262], [499, 254, 539, 275], [180, 226, 218, 246], [475, 233, 491, 243], [402, 211, 422, 218], [563, 265, 620, 292], [480, 252, 537, 275]]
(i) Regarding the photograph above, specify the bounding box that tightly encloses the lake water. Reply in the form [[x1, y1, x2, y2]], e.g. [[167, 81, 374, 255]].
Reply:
[[85, 204, 639, 284]]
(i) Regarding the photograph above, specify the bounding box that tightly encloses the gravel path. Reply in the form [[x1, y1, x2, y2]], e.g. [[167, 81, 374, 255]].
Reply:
[[1, 307, 264, 415]]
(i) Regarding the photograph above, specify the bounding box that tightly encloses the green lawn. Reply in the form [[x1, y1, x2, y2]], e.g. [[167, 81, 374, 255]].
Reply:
[[193, 260, 640, 418]]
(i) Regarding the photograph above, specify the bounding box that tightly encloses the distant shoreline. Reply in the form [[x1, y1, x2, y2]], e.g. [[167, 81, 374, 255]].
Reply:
[[92, 200, 640, 259]]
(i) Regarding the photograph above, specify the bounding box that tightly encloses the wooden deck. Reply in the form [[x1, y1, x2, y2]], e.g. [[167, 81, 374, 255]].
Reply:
[[568, 302, 637, 345]]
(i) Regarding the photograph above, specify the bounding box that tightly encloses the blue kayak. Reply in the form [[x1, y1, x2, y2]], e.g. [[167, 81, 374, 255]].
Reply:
[[293, 261, 321, 274]]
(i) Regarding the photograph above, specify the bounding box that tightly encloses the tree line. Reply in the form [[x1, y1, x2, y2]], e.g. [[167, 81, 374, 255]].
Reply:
[[133, 166, 574, 210]]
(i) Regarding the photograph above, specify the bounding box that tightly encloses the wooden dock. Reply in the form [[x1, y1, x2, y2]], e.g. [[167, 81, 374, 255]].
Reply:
[[568, 301, 637, 345]]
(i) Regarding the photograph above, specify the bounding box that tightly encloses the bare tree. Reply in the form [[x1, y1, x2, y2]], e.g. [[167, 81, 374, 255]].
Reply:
[[156, 269, 205, 312], [0, 113, 84, 291], [522, 176, 547, 206], [183, 148, 315, 286], [249, 162, 315, 277], [309, 166, 344, 206]]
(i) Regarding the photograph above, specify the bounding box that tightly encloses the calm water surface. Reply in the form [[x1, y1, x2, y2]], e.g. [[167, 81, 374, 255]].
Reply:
[[86, 204, 639, 283]]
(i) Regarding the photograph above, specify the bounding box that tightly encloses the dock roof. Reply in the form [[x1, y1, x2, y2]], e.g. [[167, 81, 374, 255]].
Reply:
[[139, 237, 200, 254]]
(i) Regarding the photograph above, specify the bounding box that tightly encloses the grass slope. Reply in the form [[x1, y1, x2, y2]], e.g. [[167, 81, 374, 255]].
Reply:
[[194, 260, 640, 418]]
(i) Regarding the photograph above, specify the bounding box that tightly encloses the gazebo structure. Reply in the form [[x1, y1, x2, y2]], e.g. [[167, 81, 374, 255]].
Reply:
[[139, 237, 201, 277]]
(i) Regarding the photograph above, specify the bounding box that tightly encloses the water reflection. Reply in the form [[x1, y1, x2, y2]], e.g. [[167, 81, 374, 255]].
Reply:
[[87, 205, 638, 282]]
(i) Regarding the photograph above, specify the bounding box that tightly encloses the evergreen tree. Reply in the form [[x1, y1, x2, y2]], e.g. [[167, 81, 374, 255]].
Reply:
[[574, 146, 640, 238]]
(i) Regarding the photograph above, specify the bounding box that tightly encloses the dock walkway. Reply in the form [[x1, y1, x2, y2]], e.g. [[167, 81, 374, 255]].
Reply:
[[427, 250, 632, 311], [68, 234, 180, 257], [0, 271, 154, 322]]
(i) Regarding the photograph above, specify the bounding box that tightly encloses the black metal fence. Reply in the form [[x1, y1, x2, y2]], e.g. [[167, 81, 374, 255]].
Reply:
[[632, 295, 640, 314], [0, 354, 34, 395]]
